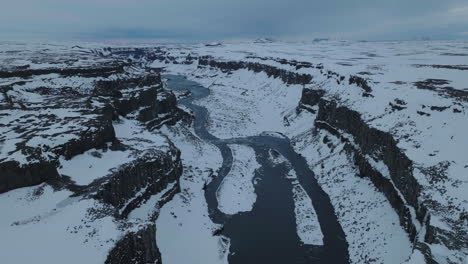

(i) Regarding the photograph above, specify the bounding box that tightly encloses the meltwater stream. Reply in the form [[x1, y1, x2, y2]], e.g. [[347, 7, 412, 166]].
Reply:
[[164, 74, 349, 264]]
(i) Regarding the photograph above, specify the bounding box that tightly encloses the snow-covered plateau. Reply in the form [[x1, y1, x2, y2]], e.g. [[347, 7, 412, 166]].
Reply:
[[0, 40, 467, 264]]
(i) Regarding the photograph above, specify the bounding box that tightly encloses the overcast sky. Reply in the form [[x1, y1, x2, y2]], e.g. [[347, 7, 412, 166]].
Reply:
[[1, 0, 468, 41]]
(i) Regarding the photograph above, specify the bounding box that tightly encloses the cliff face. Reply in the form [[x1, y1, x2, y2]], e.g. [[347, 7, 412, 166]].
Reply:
[[105, 224, 162, 264], [299, 89, 467, 263], [315, 100, 421, 210], [186, 53, 465, 262], [0, 45, 187, 264], [104, 175, 181, 264], [95, 147, 182, 217], [58, 105, 118, 161], [313, 101, 421, 241], [294, 68, 429, 248], [0, 65, 185, 194], [0, 160, 60, 193], [198, 56, 313, 85]]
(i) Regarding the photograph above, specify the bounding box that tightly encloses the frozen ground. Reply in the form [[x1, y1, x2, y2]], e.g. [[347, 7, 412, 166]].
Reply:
[[0, 185, 119, 264], [0, 42, 186, 264], [216, 144, 260, 215], [1, 40, 467, 263], [154, 39, 467, 263], [292, 127, 413, 263], [156, 124, 229, 264], [268, 149, 324, 246]]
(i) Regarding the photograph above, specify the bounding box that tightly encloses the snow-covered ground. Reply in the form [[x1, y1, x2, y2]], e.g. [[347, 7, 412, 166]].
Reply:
[[0, 43, 187, 264], [267, 149, 324, 246], [292, 127, 414, 263], [1, 40, 467, 263], [158, 64, 303, 139], [0, 185, 119, 264], [154, 39, 467, 263], [156, 124, 230, 264], [216, 144, 260, 215]]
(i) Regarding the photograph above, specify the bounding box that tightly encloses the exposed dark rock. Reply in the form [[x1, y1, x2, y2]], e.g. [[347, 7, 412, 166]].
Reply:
[[104, 153, 182, 264], [0, 160, 60, 194], [1, 63, 185, 197], [114, 85, 158, 118], [298, 89, 325, 112], [94, 146, 182, 214], [389, 102, 406, 111], [57, 105, 117, 160], [300, 89, 426, 242], [105, 224, 162, 264], [0, 64, 126, 79], [315, 100, 421, 210], [395, 98, 407, 105], [199, 57, 313, 85], [349, 75, 372, 93], [414, 79, 468, 101], [97, 73, 188, 129], [351, 145, 418, 240], [425, 219, 468, 251], [297, 89, 456, 262], [417, 111, 431, 116], [0, 46, 188, 264], [316, 120, 419, 241], [413, 64, 468, 71], [415, 242, 440, 264], [430, 105, 450, 112], [205, 42, 222, 47]]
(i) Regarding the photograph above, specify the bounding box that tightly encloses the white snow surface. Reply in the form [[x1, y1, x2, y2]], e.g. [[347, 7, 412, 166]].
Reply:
[[291, 179, 324, 246], [293, 128, 413, 264], [267, 149, 324, 246], [156, 124, 229, 264], [0, 185, 119, 264], [216, 144, 260, 215], [1, 40, 467, 263], [156, 39, 467, 263], [58, 148, 133, 185]]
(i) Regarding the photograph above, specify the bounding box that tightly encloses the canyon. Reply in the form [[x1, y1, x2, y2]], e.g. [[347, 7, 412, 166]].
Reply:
[[0, 40, 467, 264]]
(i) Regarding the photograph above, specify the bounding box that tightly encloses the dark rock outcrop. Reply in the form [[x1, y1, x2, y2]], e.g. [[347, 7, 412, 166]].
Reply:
[[348, 75, 372, 93], [57, 106, 117, 160], [314, 99, 421, 210], [94, 146, 182, 215], [0, 160, 60, 194], [299, 89, 447, 260], [101, 73, 187, 129], [297, 89, 325, 113], [315, 119, 419, 241], [146, 89, 189, 129], [198, 57, 313, 85], [0, 62, 188, 198], [415, 242, 439, 264], [0, 64, 126, 79], [105, 180, 181, 264], [425, 221, 468, 251], [414, 79, 468, 101], [105, 224, 161, 264]]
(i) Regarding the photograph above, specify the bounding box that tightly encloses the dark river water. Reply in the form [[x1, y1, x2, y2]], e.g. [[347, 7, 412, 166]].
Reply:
[[164, 74, 349, 264]]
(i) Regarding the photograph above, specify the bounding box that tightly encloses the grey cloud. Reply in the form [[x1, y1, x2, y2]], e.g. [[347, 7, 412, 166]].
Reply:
[[1, 0, 468, 40]]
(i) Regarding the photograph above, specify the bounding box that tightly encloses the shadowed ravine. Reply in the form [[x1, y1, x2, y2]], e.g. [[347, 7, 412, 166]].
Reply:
[[164, 74, 350, 264]]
